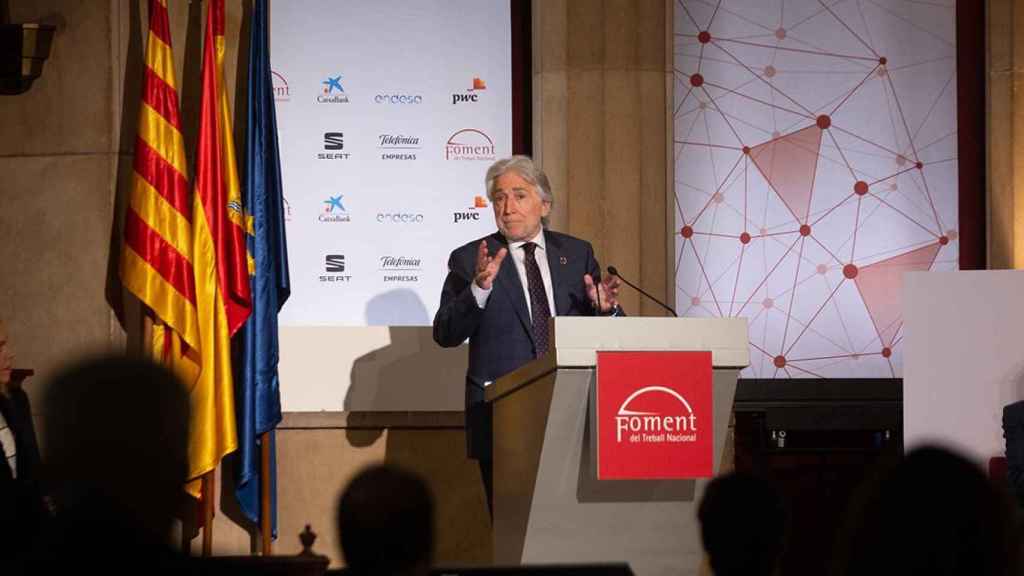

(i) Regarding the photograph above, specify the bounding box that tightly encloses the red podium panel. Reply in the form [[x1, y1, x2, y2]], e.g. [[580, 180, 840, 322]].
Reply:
[[596, 351, 713, 480]]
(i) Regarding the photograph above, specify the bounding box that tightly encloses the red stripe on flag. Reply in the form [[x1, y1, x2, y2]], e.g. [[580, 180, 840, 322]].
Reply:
[[142, 69, 182, 130], [134, 137, 191, 220], [148, 0, 173, 46], [125, 208, 197, 303]]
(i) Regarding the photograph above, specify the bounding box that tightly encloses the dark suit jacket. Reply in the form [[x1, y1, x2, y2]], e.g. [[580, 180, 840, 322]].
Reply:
[[433, 230, 606, 459], [1003, 400, 1024, 505]]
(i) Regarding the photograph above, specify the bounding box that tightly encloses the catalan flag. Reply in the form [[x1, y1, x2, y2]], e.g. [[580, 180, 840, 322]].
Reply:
[[119, 0, 200, 390], [188, 0, 252, 496]]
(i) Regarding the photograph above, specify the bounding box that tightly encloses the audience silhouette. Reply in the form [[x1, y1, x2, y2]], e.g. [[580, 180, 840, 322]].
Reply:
[[698, 471, 788, 576], [39, 354, 192, 574], [831, 445, 1019, 576], [337, 464, 434, 576]]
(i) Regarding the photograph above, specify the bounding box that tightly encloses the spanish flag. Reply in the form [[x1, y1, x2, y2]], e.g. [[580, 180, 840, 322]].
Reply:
[[119, 0, 201, 397], [188, 0, 252, 496]]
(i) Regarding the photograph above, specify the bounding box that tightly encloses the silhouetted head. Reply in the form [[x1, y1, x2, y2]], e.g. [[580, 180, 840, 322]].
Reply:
[[832, 445, 1019, 576], [41, 354, 189, 544], [698, 472, 788, 576], [337, 464, 434, 576]]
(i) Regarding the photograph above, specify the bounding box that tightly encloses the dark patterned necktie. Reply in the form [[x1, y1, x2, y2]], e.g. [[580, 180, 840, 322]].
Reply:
[[522, 242, 552, 357]]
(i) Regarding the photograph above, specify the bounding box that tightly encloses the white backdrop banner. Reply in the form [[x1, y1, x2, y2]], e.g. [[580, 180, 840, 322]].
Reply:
[[271, 0, 512, 327], [673, 1, 958, 379]]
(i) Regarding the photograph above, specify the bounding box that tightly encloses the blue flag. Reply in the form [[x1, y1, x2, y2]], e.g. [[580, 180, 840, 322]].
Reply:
[[236, 0, 290, 538]]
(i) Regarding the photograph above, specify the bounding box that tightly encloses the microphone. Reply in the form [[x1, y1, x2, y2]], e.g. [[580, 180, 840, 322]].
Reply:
[[607, 265, 678, 317]]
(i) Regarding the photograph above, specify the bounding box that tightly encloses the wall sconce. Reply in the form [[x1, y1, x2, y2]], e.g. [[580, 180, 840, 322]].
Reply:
[[0, 23, 57, 95]]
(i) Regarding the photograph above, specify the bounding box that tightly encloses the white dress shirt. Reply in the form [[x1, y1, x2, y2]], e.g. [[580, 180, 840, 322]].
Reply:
[[471, 229, 556, 317]]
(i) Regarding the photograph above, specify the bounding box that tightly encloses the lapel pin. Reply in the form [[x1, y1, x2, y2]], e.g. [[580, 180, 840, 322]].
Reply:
[[560, 256, 567, 265]]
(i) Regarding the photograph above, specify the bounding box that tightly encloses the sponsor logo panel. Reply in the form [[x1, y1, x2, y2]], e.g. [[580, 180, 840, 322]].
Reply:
[[378, 134, 420, 161], [320, 254, 352, 283], [445, 129, 496, 161], [379, 255, 421, 283]]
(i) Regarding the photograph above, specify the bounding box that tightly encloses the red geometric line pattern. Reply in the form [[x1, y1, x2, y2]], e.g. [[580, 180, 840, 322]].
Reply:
[[673, 0, 958, 378]]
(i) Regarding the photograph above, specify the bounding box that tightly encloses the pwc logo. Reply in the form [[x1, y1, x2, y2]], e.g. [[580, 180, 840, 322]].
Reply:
[[453, 195, 489, 224], [615, 386, 697, 443], [452, 77, 486, 105]]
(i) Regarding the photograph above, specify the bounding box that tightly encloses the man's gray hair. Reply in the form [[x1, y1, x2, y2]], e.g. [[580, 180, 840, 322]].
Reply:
[[485, 156, 553, 227]]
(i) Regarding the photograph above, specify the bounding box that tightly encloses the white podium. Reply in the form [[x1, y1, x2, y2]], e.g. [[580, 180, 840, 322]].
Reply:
[[484, 317, 750, 576]]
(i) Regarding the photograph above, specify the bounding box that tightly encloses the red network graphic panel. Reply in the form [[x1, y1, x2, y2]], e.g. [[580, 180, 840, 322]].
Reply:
[[673, 0, 958, 378]]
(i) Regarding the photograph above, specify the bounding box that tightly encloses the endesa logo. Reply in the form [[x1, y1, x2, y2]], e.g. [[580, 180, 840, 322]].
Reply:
[[376, 212, 424, 224], [445, 129, 496, 161], [453, 195, 489, 223], [375, 92, 423, 104], [596, 351, 713, 480], [452, 76, 486, 105]]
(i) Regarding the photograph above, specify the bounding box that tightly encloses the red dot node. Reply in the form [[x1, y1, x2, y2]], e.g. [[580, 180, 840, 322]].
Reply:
[[690, 73, 704, 87], [742, 146, 751, 155], [698, 30, 711, 44], [854, 181, 869, 196], [799, 224, 811, 237], [691, 296, 701, 306], [773, 355, 786, 368], [712, 192, 724, 204], [881, 347, 892, 358], [762, 298, 774, 309], [763, 65, 776, 78], [879, 57, 887, 65], [816, 115, 831, 130], [843, 264, 858, 279], [938, 236, 949, 246], [680, 225, 694, 238], [946, 229, 959, 240], [740, 232, 751, 244], [916, 161, 924, 170], [775, 28, 786, 40]]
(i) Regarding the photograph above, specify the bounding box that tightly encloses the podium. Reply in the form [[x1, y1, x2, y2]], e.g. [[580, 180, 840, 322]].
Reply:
[[484, 317, 749, 576]]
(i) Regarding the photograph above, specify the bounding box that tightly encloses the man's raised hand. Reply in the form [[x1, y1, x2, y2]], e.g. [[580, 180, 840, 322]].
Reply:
[[474, 240, 508, 290]]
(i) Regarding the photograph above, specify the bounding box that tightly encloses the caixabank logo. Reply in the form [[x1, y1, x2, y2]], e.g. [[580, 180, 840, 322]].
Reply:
[[596, 351, 713, 480]]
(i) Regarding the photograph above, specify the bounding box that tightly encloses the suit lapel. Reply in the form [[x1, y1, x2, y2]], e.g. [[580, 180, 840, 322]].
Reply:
[[490, 233, 533, 339], [545, 230, 568, 315]]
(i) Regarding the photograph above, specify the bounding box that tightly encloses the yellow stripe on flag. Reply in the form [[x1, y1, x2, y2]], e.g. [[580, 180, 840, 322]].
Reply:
[[145, 30, 178, 91], [121, 248, 201, 348], [138, 102, 188, 176], [129, 175, 193, 263]]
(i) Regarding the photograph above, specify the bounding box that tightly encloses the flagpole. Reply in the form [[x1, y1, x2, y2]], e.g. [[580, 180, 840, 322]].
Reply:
[[203, 470, 215, 556], [260, 431, 272, 554]]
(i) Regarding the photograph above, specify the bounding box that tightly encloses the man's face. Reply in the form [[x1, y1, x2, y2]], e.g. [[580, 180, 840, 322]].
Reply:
[[492, 171, 550, 242]]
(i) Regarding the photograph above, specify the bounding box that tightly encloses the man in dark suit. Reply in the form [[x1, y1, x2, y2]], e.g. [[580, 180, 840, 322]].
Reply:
[[433, 156, 621, 505], [1002, 400, 1024, 506]]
